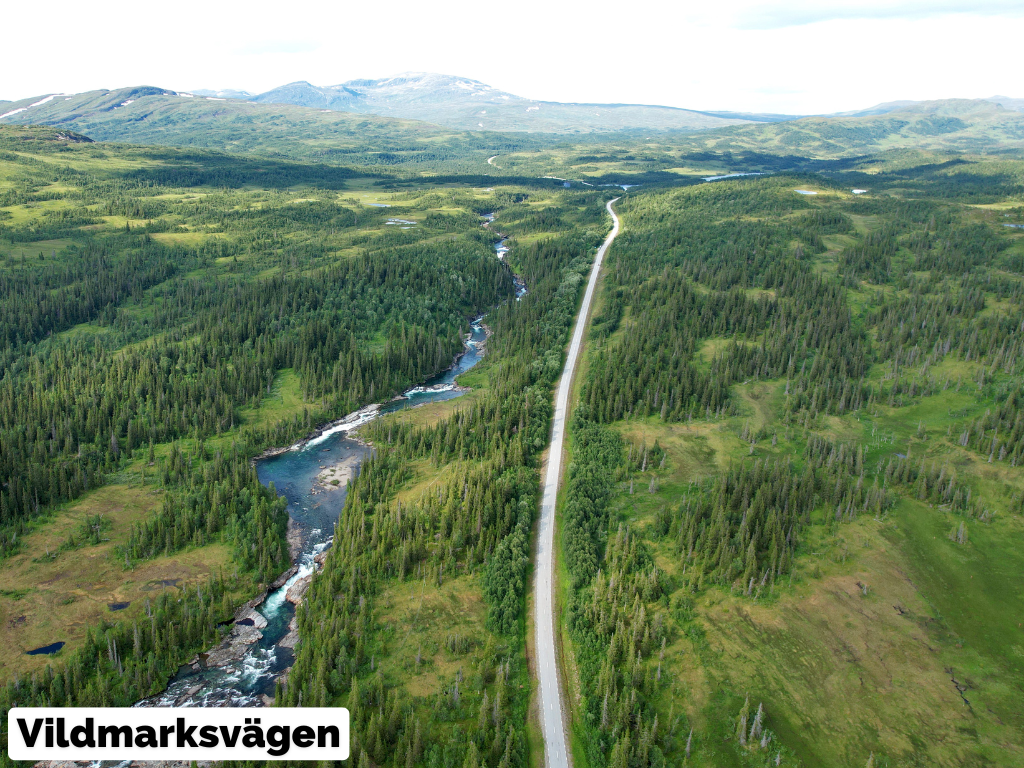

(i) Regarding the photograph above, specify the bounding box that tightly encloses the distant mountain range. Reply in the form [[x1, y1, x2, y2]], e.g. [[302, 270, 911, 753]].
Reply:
[[0, 85, 483, 166], [191, 75, 1024, 129], [0, 74, 752, 135], [3, 74, 1023, 136], [195, 72, 751, 133], [2, 75, 1023, 159]]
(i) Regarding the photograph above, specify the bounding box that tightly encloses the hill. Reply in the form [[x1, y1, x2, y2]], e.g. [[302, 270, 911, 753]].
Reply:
[[560, 170, 1024, 767], [987, 95, 1024, 112], [838, 95, 1024, 117], [674, 99, 1024, 158], [195, 77, 1024, 132]]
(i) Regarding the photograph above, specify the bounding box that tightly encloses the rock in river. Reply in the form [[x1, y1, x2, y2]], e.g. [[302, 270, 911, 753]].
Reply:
[[286, 574, 312, 605], [235, 607, 268, 629], [205, 620, 265, 668]]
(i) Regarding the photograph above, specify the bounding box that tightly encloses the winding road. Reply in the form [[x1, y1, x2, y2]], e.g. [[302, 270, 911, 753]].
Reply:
[[534, 197, 620, 768]]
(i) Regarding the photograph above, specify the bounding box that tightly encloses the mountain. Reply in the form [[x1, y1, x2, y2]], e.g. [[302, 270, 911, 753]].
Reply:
[[0, 86, 172, 121], [5, 82, 1023, 164], [206, 74, 1024, 130], [832, 100, 922, 117], [243, 72, 750, 133], [0, 74, 750, 148]]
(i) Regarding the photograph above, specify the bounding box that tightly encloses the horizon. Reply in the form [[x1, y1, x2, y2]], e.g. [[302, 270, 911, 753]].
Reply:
[[3, 0, 1023, 114], [3, 71, 1021, 120]]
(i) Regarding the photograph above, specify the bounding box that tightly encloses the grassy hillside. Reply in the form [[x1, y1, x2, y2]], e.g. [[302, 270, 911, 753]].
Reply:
[[456, 128, 1024, 197]]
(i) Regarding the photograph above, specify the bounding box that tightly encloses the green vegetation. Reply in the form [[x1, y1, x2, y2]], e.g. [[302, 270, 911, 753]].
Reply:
[[0, 119, 631, 768], [682, 100, 1024, 158], [0, 86, 506, 168], [0, 128, 513, 557], [281, 189, 617, 767], [0, 125, 523, 756], [1, 87, 1024, 768], [562, 169, 1024, 767]]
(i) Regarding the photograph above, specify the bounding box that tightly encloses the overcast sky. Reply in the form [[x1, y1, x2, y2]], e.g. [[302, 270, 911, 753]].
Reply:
[[3, 0, 1022, 114]]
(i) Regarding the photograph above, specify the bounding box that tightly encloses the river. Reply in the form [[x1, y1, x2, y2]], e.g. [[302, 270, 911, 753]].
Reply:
[[135, 214, 515, 709], [136, 319, 489, 708], [484, 213, 526, 300]]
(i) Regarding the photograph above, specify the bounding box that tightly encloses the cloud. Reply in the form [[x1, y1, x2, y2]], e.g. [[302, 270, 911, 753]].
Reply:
[[235, 39, 320, 55], [736, 0, 1024, 29]]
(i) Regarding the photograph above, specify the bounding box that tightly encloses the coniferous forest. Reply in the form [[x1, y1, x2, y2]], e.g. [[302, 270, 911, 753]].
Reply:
[[0, 105, 1023, 768], [561, 173, 1024, 767]]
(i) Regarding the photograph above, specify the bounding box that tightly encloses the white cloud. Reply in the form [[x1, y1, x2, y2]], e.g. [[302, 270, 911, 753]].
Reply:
[[733, 0, 1024, 28]]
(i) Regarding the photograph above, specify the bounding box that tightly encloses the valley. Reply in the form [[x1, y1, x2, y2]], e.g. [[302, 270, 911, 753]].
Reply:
[[0, 68, 1023, 768]]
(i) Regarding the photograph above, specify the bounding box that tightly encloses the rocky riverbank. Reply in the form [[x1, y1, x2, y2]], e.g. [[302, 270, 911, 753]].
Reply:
[[250, 403, 379, 464]]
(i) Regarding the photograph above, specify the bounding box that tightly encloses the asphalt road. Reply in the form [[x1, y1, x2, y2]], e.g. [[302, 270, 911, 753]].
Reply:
[[534, 197, 620, 768]]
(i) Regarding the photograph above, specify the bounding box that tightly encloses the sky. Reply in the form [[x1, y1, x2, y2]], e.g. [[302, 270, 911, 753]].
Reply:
[[2, 0, 1023, 114]]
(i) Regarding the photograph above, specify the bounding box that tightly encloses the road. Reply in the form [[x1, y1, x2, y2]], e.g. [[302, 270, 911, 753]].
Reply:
[[534, 197, 620, 768]]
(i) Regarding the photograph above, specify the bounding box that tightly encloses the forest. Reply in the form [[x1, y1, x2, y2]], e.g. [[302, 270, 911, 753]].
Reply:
[[0, 114, 1023, 768], [0, 128, 521, 734], [279, 197, 615, 768], [561, 169, 1024, 767], [0, 124, 619, 767]]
